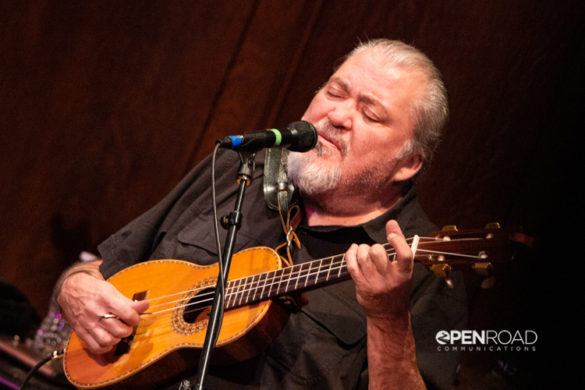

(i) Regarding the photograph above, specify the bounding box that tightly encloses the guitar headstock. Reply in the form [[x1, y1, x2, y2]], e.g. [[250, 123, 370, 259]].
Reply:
[[414, 223, 524, 288]]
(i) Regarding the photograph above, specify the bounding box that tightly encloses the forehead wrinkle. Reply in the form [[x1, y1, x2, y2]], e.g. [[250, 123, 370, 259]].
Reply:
[[329, 75, 386, 112], [328, 76, 349, 92]]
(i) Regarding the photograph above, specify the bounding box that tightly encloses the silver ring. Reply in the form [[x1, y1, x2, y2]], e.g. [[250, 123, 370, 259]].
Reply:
[[99, 313, 117, 319]]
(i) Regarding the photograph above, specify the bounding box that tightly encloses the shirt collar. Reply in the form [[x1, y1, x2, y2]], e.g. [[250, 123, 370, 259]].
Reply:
[[298, 184, 419, 244]]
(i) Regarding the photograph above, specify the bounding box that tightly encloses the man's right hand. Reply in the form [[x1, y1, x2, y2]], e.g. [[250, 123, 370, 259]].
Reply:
[[57, 271, 149, 354]]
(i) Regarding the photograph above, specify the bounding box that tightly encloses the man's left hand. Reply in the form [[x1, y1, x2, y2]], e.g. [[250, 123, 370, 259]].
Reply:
[[345, 219, 413, 319]]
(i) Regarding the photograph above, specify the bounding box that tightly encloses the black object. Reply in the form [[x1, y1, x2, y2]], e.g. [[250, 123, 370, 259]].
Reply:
[[217, 121, 317, 153], [0, 279, 40, 339]]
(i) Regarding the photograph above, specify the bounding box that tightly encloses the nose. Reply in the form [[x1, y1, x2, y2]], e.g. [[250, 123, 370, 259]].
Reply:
[[327, 100, 354, 130]]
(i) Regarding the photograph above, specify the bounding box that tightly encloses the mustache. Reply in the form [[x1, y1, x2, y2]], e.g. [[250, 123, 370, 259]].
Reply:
[[315, 120, 349, 155]]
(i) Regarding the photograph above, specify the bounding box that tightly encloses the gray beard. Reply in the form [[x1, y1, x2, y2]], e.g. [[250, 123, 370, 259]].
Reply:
[[287, 120, 348, 197], [287, 145, 342, 197]]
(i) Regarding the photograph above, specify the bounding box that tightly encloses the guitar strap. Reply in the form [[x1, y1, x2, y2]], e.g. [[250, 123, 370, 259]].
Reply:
[[263, 147, 302, 267], [263, 148, 307, 312]]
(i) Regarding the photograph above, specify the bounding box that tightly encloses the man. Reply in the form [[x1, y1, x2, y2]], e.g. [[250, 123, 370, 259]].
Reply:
[[58, 39, 466, 389]]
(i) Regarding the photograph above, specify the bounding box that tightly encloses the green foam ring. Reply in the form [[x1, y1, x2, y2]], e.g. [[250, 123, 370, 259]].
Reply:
[[270, 128, 282, 146]]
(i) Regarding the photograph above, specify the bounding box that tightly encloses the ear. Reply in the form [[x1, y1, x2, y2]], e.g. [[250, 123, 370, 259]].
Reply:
[[392, 153, 424, 182]]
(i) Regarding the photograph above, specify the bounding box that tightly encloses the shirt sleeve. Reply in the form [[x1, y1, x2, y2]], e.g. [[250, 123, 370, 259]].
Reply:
[[411, 266, 468, 389]]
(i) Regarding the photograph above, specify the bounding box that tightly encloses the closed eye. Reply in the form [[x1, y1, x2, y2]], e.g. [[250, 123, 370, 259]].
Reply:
[[363, 110, 379, 122], [326, 88, 345, 99], [362, 105, 385, 123]]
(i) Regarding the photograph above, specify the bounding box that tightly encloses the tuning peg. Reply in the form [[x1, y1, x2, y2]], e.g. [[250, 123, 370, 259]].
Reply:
[[480, 276, 496, 289], [484, 222, 501, 230], [441, 225, 458, 232], [444, 277, 454, 289], [430, 264, 454, 289], [472, 262, 496, 289], [430, 263, 451, 277], [472, 262, 494, 276]]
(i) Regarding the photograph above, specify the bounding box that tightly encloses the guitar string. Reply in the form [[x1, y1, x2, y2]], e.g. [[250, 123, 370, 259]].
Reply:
[[163, 249, 484, 318], [140, 240, 487, 317], [142, 236, 485, 312], [143, 235, 454, 307]]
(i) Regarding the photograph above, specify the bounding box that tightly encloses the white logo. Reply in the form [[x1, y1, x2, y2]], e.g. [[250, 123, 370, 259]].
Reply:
[[435, 330, 538, 352], [435, 330, 451, 345]]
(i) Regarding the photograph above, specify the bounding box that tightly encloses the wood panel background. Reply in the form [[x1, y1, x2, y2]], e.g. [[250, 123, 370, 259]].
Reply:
[[1, 0, 583, 388]]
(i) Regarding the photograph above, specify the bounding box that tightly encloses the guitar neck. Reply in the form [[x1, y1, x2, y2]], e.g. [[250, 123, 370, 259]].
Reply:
[[225, 254, 348, 309], [223, 225, 516, 310]]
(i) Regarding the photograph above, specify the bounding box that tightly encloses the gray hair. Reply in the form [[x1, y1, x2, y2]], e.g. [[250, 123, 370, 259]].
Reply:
[[347, 39, 449, 166]]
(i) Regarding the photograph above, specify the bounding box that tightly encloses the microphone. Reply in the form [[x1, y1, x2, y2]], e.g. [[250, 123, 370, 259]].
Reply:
[[217, 121, 317, 152]]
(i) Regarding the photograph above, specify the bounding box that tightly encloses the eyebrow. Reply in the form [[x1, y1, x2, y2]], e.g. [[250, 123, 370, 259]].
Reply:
[[328, 76, 388, 118], [328, 76, 349, 91]]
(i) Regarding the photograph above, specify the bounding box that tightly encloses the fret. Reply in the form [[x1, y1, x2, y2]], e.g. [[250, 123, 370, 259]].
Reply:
[[247, 275, 258, 306], [256, 273, 268, 302], [234, 278, 245, 309], [337, 255, 345, 278], [259, 272, 268, 301], [237, 277, 248, 306], [300, 262, 310, 288], [244, 274, 258, 306], [265, 269, 276, 300], [272, 268, 282, 296], [317, 257, 324, 286], [283, 266, 292, 295], [293, 264, 302, 290], [274, 269, 283, 296], [225, 279, 236, 309], [304, 261, 312, 288], [325, 256, 334, 282]]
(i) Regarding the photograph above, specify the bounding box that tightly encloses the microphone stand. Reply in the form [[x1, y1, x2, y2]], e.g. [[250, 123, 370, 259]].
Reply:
[[193, 151, 255, 390]]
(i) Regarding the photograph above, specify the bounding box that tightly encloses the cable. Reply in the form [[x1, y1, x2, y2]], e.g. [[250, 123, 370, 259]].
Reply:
[[19, 349, 64, 390], [208, 143, 225, 353], [211, 143, 224, 299]]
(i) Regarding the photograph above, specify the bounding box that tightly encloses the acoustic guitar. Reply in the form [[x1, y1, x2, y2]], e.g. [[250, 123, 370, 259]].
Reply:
[[63, 224, 520, 389]]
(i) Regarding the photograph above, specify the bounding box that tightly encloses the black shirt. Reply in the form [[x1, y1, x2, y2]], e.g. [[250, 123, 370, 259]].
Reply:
[[98, 149, 467, 389]]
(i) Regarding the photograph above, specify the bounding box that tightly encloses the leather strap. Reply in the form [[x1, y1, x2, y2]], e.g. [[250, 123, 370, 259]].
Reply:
[[263, 148, 301, 266]]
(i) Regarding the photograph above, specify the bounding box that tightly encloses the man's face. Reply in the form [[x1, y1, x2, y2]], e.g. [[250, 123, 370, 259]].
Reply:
[[288, 49, 426, 197]]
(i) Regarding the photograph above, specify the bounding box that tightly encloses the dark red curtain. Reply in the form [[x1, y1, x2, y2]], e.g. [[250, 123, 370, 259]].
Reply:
[[1, 1, 582, 387]]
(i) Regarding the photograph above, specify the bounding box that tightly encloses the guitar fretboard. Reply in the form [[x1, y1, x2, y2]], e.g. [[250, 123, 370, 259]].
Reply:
[[224, 254, 349, 309], [221, 230, 509, 310]]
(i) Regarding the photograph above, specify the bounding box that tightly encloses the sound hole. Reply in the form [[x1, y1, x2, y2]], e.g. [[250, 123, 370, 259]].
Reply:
[[183, 287, 214, 323]]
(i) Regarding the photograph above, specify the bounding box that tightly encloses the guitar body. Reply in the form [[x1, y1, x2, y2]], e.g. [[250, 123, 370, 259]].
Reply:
[[64, 247, 289, 389]]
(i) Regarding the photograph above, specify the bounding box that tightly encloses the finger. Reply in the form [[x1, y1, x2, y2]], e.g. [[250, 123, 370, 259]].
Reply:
[[355, 244, 378, 278], [75, 326, 104, 353], [385, 220, 413, 274], [106, 299, 150, 335], [91, 326, 120, 351], [131, 299, 150, 314], [385, 219, 406, 240], [368, 243, 390, 274], [98, 316, 134, 338], [105, 293, 144, 327], [80, 324, 119, 354], [345, 243, 361, 279]]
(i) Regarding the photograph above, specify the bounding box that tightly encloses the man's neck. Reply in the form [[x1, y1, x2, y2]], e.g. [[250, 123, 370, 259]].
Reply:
[[304, 205, 392, 226], [302, 185, 404, 227]]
